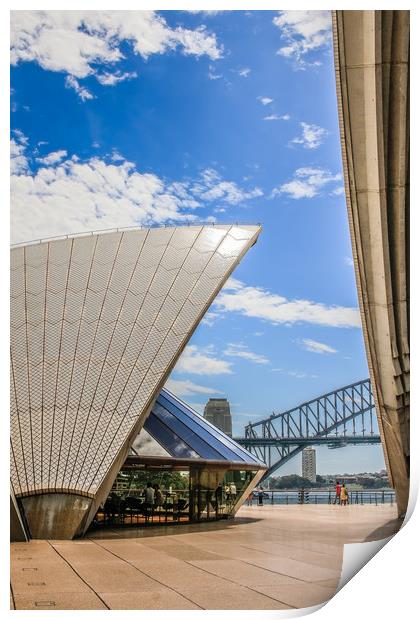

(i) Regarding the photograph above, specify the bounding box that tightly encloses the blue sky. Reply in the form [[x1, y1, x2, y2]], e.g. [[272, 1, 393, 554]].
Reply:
[[10, 10, 386, 475]]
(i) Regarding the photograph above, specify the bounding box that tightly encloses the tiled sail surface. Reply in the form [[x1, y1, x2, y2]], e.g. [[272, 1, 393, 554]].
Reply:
[[11, 225, 260, 498]]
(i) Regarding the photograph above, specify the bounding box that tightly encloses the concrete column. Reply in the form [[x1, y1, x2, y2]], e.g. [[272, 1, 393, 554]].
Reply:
[[332, 11, 410, 517]]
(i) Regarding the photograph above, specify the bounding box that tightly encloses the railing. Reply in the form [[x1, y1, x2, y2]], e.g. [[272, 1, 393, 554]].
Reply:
[[246, 490, 395, 506]]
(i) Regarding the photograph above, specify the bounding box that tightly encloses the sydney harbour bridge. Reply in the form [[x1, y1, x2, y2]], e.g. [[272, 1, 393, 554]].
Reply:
[[233, 378, 380, 480]]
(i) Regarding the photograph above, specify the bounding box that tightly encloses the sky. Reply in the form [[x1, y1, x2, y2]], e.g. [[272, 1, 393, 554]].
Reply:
[[10, 9, 386, 475]]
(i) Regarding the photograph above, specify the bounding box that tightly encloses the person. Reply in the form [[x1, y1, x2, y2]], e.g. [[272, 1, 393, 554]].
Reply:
[[247, 491, 253, 506], [340, 483, 349, 506], [144, 482, 155, 517], [229, 482, 237, 503], [215, 484, 223, 507], [153, 483, 163, 509], [225, 484, 231, 504], [334, 480, 341, 505], [257, 487, 264, 506]]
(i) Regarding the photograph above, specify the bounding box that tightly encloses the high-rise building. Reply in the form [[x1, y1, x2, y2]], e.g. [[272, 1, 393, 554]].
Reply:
[[302, 447, 316, 483], [204, 398, 232, 437]]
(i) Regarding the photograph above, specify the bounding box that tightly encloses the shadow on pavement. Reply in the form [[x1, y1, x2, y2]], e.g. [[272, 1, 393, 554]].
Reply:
[[86, 516, 263, 540], [363, 517, 403, 542]]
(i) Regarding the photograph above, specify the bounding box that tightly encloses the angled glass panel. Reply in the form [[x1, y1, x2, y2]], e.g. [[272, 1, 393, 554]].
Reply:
[[131, 427, 172, 458], [151, 402, 229, 461], [143, 412, 200, 459], [159, 390, 262, 465]]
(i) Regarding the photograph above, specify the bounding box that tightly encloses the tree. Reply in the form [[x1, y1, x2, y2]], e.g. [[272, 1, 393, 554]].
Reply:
[[269, 474, 315, 489]]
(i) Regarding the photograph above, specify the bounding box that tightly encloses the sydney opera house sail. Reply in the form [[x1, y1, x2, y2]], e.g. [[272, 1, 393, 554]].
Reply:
[[10, 224, 261, 538]]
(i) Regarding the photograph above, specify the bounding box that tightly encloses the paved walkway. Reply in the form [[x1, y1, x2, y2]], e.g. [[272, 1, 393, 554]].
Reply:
[[10, 504, 400, 610]]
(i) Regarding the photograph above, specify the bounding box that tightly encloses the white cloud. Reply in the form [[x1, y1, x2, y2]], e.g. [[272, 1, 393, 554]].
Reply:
[[12, 129, 28, 145], [65, 75, 94, 101], [291, 122, 327, 149], [224, 343, 269, 365], [175, 25, 222, 59], [164, 378, 222, 397], [11, 144, 201, 244], [192, 168, 263, 205], [11, 11, 222, 97], [10, 140, 265, 243], [184, 402, 206, 414], [96, 70, 138, 85], [174, 345, 233, 375], [11, 132, 29, 175], [36, 150, 67, 165], [257, 96, 274, 106], [299, 339, 338, 354], [273, 10, 331, 68], [201, 311, 222, 327], [263, 114, 290, 121], [272, 368, 318, 379], [208, 65, 223, 80], [344, 256, 354, 267], [332, 186, 345, 196], [216, 278, 361, 328], [185, 11, 223, 16], [238, 67, 251, 77], [110, 149, 125, 162], [272, 167, 342, 199]]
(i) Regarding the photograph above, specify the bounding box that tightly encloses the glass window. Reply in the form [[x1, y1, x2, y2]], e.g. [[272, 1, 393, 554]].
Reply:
[[159, 390, 262, 465], [144, 413, 200, 459], [152, 402, 229, 461]]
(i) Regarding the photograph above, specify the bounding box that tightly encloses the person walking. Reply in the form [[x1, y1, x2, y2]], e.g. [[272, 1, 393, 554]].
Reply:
[[225, 484, 231, 505], [257, 488, 264, 506], [153, 483, 163, 510], [215, 484, 223, 515], [144, 481, 155, 519], [340, 483, 349, 506], [334, 480, 341, 505]]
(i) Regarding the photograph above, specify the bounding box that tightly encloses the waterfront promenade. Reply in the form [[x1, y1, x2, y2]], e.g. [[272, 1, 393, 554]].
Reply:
[[10, 504, 400, 610]]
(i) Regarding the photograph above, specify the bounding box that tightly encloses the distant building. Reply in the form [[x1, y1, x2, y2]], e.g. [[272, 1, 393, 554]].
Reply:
[[302, 447, 316, 483], [204, 398, 232, 437]]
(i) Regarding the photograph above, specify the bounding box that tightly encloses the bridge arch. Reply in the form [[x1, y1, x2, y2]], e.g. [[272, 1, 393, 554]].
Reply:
[[233, 379, 381, 480]]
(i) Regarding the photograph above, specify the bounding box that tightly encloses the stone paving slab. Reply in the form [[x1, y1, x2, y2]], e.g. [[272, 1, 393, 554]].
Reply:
[[13, 591, 108, 610], [100, 590, 201, 610], [229, 554, 342, 582], [189, 558, 307, 587], [54, 558, 167, 594], [178, 583, 293, 610], [254, 582, 335, 608], [129, 559, 231, 591], [10, 504, 400, 610]]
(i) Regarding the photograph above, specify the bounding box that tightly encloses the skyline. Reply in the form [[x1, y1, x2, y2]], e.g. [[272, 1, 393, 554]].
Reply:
[[10, 10, 386, 474]]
